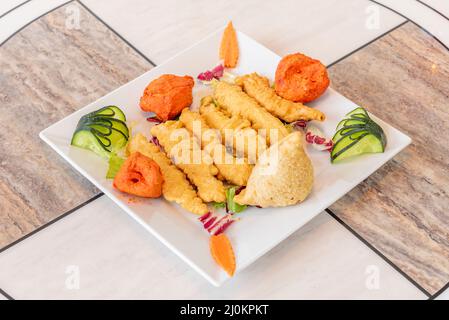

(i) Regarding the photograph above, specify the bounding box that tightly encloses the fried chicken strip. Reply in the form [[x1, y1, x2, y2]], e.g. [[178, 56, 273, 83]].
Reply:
[[179, 108, 253, 186], [127, 134, 208, 215], [199, 97, 266, 162], [236, 73, 325, 122], [213, 81, 289, 144], [151, 121, 226, 203]]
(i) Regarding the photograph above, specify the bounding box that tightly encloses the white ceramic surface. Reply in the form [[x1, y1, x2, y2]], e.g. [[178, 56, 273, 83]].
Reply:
[[40, 28, 411, 286], [0, 196, 427, 299]]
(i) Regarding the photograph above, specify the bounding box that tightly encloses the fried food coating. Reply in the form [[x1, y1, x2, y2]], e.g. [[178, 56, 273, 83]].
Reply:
[[219, 21, 239, 68], [113, 152, 163, 198], [151, 121, 226, 203], [199, 97, 266, 163], [140, 74, 194, 121], [275, 53, 330, 103], [179, 108, 253, 186], [236, 73, 325, 122], [234, 131, 314, 207], [127, 134, 208, 215], [213, 81, 289, 144]]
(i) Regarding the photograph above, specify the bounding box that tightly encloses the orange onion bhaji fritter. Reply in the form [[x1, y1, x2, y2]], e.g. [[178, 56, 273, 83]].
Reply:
[[113, 152, 163, 198], [275, 53, 330, 103], [140, 74, 194, 121]]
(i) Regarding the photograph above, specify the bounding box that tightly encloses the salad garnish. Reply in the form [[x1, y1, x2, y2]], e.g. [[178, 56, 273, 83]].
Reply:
[[226, 186, 247, 213], [199, 211, 237, 236], [106, 152, 125, 179], [71, 106, 129, 158], [331, 107, 386, 162]]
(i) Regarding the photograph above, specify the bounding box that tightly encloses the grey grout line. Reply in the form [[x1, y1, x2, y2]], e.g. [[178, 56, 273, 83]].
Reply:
[[77, 0, 157, 67], [429, 281, 449, 300], [325, 209, 432, 298], [416, 0, 449, 22], [369, 0, 449, 51], [0, 0, 31, 20], [0, 193, 104, 255], [0, 0, 442, 299], [0, 287, 14, 300], [326, 20, 408, 68], [0, 0, 74, 46], [366, 0, 449, 299]]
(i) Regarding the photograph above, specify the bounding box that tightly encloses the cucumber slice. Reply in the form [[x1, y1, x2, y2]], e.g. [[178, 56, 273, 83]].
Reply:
[[71, 106, 129, 158], [83, 106, 126, 122], [336, 118, 367, 132], [71, 130, 111, 158], [332, 126, 367, 145], [331, 133, 384, 162], [346, 107, 368, 118], [78, 123, 128, 151], [78, 117, 129, 138], [331, 107, 387, 163]]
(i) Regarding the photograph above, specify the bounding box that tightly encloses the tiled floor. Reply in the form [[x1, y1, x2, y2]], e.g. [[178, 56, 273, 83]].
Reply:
[[329, 22, 449, 294], [0, 1, 151, 247], [436, 287, 449, 300], [0, 196, 427, 299], [0, 0, 27, 17], [374, 0, 449, 48], [0, 0, 448, 299], [80, 0, 405, 66]]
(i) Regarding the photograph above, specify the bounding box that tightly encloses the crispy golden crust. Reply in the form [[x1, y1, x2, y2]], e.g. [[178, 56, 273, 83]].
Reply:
[[151, 121, 226, 203], [180, 108, 253, 186], [199, 97, 266, 163], [213, 81, 289, 144], [234, 131, 313, 207], [127, 134, 208, 215], [236, 73, 325, 122]]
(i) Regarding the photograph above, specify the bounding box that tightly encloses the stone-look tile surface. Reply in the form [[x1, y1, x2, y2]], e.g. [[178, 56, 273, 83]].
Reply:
[[329, 22, 449, 294], [0, 2, 151, 247]]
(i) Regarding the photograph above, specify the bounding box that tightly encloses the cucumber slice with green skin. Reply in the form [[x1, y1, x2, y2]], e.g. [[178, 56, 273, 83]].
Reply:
[[75, 123, 128, 151], [332, 126, 368, 145], [331, 133, 384, 162], [82, 106, 126, 122], [77, 117, 129, 138], [346, 107, 368, 118], [331, 107, 387, 163], [336, 118, 367, 132], [71, 106, 129, 158], [71, 130, 111, 158]]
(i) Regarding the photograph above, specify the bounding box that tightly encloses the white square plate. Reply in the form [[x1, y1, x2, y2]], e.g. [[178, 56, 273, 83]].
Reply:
[[40, 27, 411, 286]]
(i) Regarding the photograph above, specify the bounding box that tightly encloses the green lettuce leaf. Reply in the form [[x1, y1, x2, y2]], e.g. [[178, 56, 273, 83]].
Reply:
[[106, 152, 125, 179], [226, 187, 247, 213]]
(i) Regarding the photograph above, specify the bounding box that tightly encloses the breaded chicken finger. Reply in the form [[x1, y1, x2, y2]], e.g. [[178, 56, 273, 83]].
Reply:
[[127, 134, 208, 215], [180, 108, 253, 186], [213, 81, 289, 143], [151, 121, 226, 203], [236, 73, 325, 122], [199, 97, 266, 162]]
